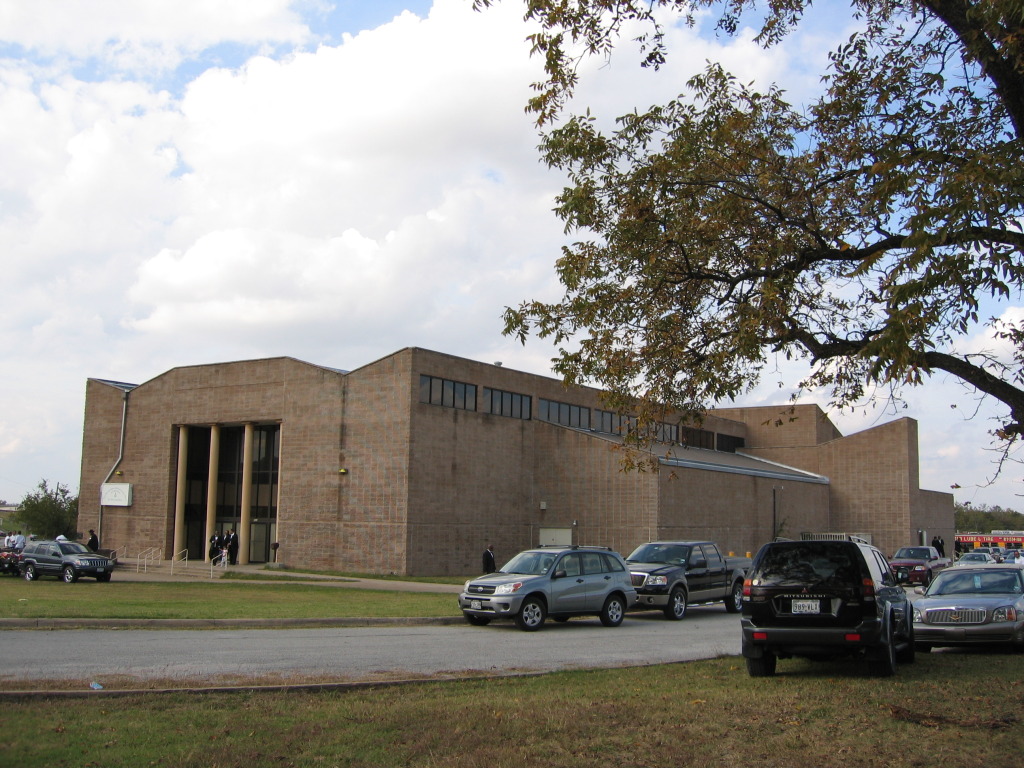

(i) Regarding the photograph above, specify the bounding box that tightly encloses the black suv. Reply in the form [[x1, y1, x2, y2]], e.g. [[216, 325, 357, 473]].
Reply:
[[20, 540, 115, 583], [741, 538, 913, 677]]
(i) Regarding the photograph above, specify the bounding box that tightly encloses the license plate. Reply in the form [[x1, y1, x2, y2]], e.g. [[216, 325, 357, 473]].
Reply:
[[791, 599, 820, 614], [471, 600, 482, 610], [97, 568, 105, 572]]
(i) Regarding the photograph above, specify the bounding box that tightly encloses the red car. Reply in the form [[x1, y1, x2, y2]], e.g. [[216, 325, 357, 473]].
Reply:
[[889, 546, 950, 586]]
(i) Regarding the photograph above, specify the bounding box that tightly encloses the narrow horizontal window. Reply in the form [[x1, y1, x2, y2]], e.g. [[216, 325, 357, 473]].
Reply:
[[419, 375, 477, 412]]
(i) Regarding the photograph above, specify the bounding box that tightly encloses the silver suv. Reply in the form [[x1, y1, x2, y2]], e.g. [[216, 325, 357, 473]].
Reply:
[[459, 545, 638, 631]]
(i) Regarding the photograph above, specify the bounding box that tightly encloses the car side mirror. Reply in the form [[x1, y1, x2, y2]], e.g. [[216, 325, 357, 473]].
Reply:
[[914, 587, 925, 595], [690, 559, 706, 569], [553, 569, 567, 579]]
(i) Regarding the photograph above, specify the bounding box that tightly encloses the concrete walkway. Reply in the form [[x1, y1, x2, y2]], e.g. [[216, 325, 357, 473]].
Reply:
[[113, 558, 464, 593]]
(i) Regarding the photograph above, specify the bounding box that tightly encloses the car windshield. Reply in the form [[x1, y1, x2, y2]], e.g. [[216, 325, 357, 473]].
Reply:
[[626, 543, 691, 565], [500, 551, 557, 576], [59, 542, 90, 555], [959, 553, 989, 562], [928, 570, 1024, 596], [752, 542, 861, 587], [894, 547, 931, 559]]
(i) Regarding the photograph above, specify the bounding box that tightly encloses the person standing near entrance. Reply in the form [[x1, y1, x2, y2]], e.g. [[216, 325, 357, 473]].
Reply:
[[226, 530, 239, 565], [86, 530, 99, 552], [482, 544, 496, 573]]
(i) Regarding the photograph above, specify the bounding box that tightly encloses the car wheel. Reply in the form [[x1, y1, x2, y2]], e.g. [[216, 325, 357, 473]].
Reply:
[[514, 597, 546, 631], [895, 619, 915, 664], [96, 573, 112, 583], [868, 622, 897, 677], [599, 594, 625, 627], [746, 653, 777, 677], [463, 612, 490, 626], [62, 565, 79, 583], [23, 564, 37, 581], [725, 580, 743, 614], [664, 586, 688, 620]]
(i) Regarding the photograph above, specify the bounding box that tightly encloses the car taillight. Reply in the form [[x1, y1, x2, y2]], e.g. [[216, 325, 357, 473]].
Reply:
[[861, 577, 875, 601], [753, 631, 768, 641], [743, 578, 752, 597]]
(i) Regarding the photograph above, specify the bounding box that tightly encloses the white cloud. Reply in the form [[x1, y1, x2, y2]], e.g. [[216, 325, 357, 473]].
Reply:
[[0, 0, 310, 71], [0, 0, 1020, 512]]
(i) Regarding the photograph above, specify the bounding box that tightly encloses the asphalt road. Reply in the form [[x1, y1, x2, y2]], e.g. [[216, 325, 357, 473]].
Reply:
[[1, 605, 741, 684]]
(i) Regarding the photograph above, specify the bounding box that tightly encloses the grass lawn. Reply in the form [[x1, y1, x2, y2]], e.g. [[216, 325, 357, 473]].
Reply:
[[4, 574, 1023, 766], [4, 653, 1024, 767], [0, 577, 457, 620]]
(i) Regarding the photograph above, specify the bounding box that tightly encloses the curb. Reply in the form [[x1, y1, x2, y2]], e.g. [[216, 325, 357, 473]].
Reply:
[[0, 616, 464, 630], [0, 668, 558, 700]]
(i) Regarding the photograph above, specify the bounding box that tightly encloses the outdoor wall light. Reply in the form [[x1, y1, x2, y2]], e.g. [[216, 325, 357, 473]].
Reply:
[[338, 468, 348, 474]]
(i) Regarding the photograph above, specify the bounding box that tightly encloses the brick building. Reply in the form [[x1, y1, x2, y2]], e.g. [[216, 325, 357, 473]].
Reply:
[[77, 347, 953, 574]]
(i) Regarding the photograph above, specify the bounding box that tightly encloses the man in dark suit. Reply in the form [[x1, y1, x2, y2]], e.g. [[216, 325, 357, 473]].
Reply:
[[482, 544, 496, 573], [226, 530, 240, 565]]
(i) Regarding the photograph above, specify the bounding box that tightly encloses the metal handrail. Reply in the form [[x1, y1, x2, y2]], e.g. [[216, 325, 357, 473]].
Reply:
[[136, 546, 160, 572], [209, 550, 228, 577], [170, 548, 188, 574]]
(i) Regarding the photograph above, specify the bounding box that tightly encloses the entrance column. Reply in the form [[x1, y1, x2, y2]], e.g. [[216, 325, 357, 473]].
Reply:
[[239, 422, 254, 565], [172, 426, 188, 557], [205, 424, 221, 561]]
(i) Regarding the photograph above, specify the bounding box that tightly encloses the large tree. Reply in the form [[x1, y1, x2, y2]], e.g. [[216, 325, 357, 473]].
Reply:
[[478, 0, 1024, 459]]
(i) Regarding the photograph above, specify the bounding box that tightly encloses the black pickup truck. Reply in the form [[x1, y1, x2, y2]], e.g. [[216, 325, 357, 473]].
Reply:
[[626, 541, 751, 620]]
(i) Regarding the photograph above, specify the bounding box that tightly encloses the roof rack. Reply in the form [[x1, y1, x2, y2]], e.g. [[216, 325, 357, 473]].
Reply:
[[800, 532, 874, 545]]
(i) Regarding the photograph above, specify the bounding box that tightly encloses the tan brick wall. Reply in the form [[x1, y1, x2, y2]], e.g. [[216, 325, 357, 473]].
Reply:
[[712, 404, 842, 448], [336, 350, 412, 574], [657, 467, 829, 557], [79, 358, 346, 563], [79, 348, 952, 575], [78, 380, 131, 547], [532, 426, 658, 558]]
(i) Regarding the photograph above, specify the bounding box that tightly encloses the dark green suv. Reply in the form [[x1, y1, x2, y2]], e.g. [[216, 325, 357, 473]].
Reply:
[[741, 538, 913, 677], [20, 540, 115, 583]]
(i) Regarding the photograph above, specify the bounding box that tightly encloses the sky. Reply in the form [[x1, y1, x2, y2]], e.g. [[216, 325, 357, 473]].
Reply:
[[1, 0, 1021, 510]]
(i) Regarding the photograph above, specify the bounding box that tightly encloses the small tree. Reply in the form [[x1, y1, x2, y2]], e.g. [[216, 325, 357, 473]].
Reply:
[[18, 480, 79, 540]]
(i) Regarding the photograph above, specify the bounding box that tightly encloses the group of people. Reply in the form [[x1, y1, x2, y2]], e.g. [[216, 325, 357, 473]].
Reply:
[[208, 530, 240, 566], [931, 536, 946, 557], [3, 530, 99, 551]]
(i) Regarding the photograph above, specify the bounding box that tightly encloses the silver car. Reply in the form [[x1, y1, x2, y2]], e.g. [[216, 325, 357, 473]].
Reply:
[[912, 564, 1024, 652], [458, 546, 637, 631], [952, 552, 997, 566]]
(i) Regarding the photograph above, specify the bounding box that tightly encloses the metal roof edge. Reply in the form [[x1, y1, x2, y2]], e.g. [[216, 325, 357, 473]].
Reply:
[[659, 451, 830, 484]]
